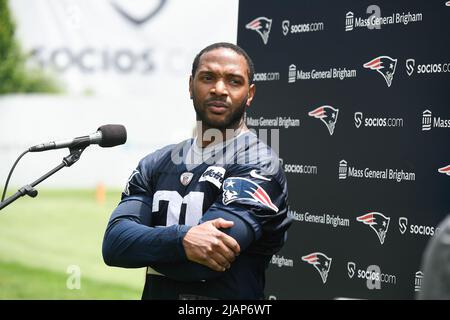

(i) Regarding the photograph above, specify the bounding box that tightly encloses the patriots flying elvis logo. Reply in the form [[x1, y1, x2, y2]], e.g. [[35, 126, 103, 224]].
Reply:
[[363, 56, 397, 87], [245, 17, 272, 45], [222, 177, 278, 212], [308, 106, 339, 135], [438, 165, 450, 176], [357, 212, 390, 245], [302, 252, 332, 284]]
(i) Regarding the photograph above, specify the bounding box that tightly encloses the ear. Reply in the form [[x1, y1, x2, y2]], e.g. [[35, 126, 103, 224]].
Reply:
[[189, 76, 193, 99], [245, 84, 256, 107]]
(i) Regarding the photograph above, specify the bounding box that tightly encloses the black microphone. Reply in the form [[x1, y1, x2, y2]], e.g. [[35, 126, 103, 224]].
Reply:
[[28, 124, 127, 152]]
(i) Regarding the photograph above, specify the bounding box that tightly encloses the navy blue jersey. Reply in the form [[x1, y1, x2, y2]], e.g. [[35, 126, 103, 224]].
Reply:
[[103, 131, 291, 299]]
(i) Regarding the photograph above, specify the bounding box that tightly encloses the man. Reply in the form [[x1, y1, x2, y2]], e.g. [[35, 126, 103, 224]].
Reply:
[[418, 215, 450, 300], [102, 42, 291, 299]]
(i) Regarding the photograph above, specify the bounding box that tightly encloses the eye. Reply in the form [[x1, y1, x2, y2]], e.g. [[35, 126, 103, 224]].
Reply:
[[229, 78, 243, 86], [201, 74, 214, 81]]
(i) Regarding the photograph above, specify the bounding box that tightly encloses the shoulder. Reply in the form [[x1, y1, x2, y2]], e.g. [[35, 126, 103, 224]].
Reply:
[[219, 132, 287, 213], [122, 139, 192, 198], [228, 131, 285, 186]]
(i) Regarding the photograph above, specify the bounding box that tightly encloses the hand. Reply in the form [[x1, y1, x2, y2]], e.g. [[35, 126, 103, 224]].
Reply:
[[182, 218, 241, 272]]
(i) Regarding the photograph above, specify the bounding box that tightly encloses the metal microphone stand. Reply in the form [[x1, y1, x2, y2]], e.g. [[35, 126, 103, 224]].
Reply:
[[0, 147, 86, 211]]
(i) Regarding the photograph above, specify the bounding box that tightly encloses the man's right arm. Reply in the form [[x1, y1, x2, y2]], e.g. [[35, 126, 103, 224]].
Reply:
[[149, 207, 255, 282], [102, 150, 198, 268], [102, 197, 241, 272], [102, 149, 241, 275], [102, 198, 191, 268]]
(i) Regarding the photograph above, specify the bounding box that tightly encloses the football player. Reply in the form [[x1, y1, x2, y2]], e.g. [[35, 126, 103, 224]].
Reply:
[[102, 42, 292, 299]]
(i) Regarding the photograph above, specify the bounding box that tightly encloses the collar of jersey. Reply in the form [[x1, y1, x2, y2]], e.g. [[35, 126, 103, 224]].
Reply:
[[191, 129, 249, 156]]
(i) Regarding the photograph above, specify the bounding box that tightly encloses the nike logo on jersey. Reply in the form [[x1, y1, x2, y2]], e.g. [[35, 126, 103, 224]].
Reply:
[[250, 169, 271, 181]]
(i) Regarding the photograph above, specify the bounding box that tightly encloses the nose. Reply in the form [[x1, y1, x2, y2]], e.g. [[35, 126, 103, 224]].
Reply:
[[211, 79, 228, 96]]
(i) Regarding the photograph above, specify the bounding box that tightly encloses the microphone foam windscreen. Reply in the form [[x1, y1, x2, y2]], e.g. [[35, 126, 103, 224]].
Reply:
[[98, 124, 127, 147]]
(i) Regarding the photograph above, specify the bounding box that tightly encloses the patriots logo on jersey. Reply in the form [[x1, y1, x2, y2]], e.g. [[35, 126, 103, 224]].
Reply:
[[302, 252, 332, 284], [308, 106, 339, 135], [222, 177, 278, 212], [246, 17, 272, 45], [357, 212, 390, 245], [363, 56, 397, 87]]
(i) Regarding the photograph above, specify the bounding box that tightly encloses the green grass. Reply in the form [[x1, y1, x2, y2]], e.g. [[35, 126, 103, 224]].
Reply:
[[0, 260, 140, 299], [0, 189, 145, 299]]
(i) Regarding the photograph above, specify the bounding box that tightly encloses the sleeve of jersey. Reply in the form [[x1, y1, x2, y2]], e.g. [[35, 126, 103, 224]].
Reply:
[[148, 208, 255, 282], [102, 156, 191, 268], [102, 199, 191, 268], [212, 168, 291, 256], [147, 169, 290, 282]]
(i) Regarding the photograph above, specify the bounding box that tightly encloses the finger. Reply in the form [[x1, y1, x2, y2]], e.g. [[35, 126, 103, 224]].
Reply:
[[212, 218, 234, 229], [213, 238, 236, 264], [211, 250, 232, 270], [218, 231, 241, 256], [204, 254, 228, 272]]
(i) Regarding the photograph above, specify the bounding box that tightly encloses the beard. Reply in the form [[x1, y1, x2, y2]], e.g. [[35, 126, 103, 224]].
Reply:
[[192, 89, 248, 130]]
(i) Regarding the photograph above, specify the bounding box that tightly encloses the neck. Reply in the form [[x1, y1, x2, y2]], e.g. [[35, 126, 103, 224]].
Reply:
[[196, 118, 248, 148]]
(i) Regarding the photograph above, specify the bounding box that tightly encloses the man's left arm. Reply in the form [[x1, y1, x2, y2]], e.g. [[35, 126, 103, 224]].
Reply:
[[149, 168, 291, 281]]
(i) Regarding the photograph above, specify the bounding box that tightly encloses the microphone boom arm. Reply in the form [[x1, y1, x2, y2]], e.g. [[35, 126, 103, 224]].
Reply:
[[0, 146, 86, 211]]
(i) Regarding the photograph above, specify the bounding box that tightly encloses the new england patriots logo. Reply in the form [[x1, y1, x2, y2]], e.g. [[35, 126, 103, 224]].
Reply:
[[308, 106, 339, 135], [357, 212, 390, 245], [363, 56, 397, 87], [246, 17, 272, 45], [222, 177, 278, 212], [438, 165, 450, 176], [302, 252, 332, 284]]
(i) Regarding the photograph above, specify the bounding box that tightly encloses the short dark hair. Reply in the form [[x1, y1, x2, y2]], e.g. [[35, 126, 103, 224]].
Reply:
[[191, 42, 255, 85]]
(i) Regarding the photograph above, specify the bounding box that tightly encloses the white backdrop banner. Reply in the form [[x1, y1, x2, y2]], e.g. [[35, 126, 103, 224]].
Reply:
[[0, 0, 238, 188], [9, 0, 239, 96]]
